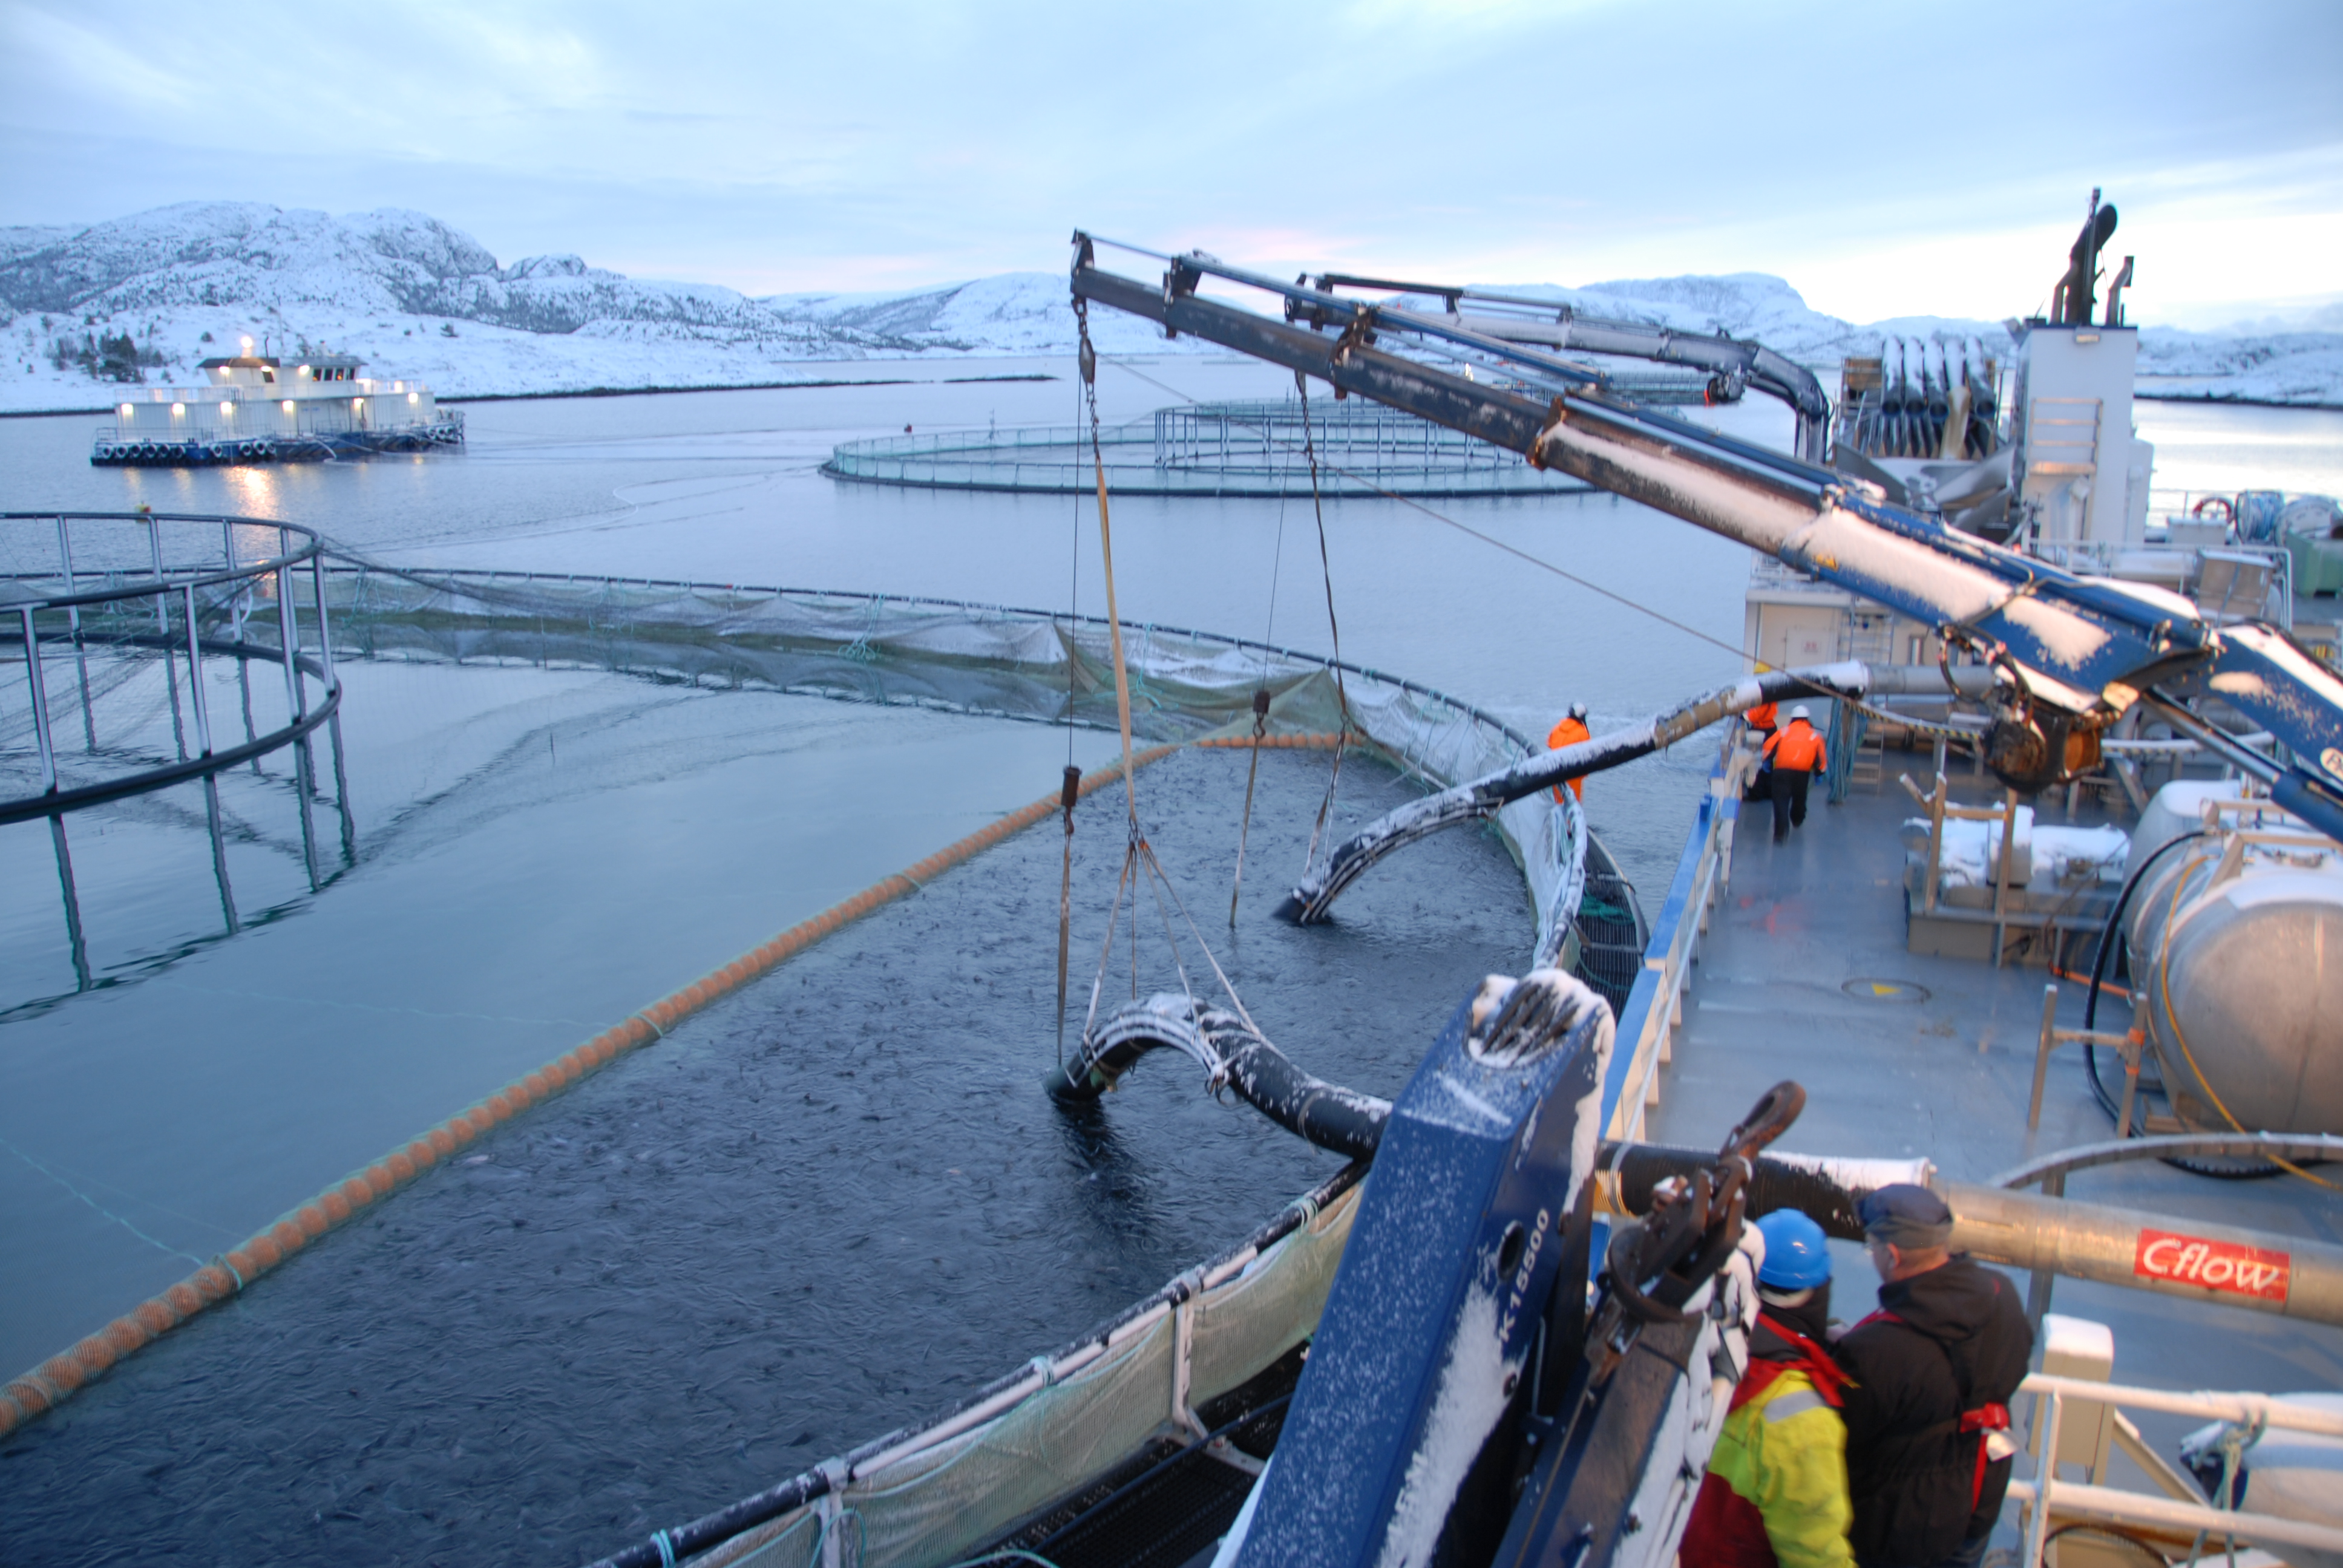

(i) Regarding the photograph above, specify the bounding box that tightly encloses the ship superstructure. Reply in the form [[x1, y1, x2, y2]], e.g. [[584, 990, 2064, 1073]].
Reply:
[[91, 350, 463, 466]]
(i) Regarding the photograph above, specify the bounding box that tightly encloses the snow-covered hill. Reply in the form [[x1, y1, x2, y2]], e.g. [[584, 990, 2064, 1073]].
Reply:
[[4, 201, 2337, 411]]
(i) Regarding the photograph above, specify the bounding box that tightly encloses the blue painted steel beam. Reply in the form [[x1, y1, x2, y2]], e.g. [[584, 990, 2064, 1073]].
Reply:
[[1231, 973, 1609, 1568]]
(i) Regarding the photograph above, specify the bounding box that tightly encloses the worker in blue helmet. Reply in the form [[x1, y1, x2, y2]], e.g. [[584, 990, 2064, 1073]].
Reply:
[[1680, 1210, 1856, 1568]]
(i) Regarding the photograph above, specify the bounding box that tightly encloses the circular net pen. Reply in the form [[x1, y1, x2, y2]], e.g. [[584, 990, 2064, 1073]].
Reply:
[[2, 512, 357, 987], [824, 399, 1596, 498], [320, 562, 1641, 996]]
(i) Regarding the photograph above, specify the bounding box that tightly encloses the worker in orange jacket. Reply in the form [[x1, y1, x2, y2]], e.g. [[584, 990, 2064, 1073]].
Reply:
[[1548, 702, 1590, 804], [1744, 698, 1781, 803], [1760, 705, 1826, 843]]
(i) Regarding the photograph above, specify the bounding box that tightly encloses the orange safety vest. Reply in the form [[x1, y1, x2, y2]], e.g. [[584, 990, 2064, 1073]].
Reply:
[[1747, 701, 1778, 732], [1763, 719, 1826, 774], [1548, 716, 1590, 803]]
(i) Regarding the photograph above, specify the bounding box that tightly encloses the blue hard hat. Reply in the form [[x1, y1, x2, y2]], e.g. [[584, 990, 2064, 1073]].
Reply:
[[1755, 1210, 1831, 1290]]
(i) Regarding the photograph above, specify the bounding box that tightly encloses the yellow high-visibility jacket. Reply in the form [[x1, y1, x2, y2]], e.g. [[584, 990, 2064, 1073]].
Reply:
[[1680, 1350, 1856, 1568]]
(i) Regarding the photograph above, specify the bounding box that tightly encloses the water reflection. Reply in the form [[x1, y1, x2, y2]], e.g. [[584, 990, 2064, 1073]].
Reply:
[[47, 816, 90, 990], [10, 730, 356, 1016]]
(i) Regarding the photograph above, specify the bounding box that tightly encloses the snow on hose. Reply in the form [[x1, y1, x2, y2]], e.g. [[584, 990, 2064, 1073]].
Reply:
[[1277, 662, 1869, 925], [1044, 993, 1392, 1161]]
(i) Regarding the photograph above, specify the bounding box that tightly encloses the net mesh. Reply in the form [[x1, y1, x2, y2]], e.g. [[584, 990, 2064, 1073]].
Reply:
[[821, 400, 1594, 498], [323, 563, 1588, 963], [701, 1181, 1362, 1568]]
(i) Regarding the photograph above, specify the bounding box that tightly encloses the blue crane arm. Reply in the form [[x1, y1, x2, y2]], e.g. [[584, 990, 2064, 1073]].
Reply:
[[1302, 269, 1834, 462], [1068, 235, 2343, 841]]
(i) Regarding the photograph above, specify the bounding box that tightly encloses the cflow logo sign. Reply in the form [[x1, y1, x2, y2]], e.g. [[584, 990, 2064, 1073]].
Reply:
[[2133, 1229, 2292, 1302]]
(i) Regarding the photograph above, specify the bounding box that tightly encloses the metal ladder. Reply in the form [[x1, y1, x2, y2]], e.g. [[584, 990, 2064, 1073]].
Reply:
[[1841, 612, 1893, 791]]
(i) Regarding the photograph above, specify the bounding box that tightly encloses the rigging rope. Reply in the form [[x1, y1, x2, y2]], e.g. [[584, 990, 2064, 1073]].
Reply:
[[1229, 688, 1270, 925], [1056, 348, 1086, 1066], [1064, 300, 1260, 1053], [1090, 350, 1987, 752], [1055, 762, 1080, 1068], [1296, 372, 1354, 876], [1077, 301, 1139, 820], [1228, 420, 1295, 924]]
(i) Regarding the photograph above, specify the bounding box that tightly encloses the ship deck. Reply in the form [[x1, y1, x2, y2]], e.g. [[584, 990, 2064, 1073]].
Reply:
[[1636, 773, 2343, 1444]]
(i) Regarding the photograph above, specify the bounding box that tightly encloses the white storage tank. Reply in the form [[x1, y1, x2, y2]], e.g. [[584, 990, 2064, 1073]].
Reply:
[[2123, 782, 2343, 1137]]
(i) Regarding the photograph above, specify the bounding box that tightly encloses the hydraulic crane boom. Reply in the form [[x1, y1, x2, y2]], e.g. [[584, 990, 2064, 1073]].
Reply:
[[1297, 271, 1832, 462], [1067, 234, 2343, 843]]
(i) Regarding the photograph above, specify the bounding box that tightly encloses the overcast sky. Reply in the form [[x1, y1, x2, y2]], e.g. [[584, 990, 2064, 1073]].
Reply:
[[4, 0, 2337, 329]]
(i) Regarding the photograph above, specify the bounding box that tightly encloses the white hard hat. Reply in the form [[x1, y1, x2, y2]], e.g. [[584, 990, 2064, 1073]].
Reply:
[[1568, 701, 1588, 721], [1790, 704, 1811, 720]]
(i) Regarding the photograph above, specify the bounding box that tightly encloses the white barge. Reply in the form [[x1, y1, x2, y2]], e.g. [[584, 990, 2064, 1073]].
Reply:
[[90, 351, 463, 466]]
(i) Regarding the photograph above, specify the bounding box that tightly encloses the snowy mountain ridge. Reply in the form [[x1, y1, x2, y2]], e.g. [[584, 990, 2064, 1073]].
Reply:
[[4, 201, 2336, 410]]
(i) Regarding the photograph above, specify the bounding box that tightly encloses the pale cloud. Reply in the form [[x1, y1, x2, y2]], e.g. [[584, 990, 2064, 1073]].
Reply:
[[4, 5, 204, 111], [1, 0, 2336, 326]]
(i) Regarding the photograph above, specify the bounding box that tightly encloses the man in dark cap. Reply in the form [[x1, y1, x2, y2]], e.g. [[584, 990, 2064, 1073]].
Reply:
[[1835, 1185, 2033, 1568]]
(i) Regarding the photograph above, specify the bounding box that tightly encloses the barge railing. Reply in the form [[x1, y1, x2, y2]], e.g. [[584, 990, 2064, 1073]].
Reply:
[[1599, 723, 1755, 1142]]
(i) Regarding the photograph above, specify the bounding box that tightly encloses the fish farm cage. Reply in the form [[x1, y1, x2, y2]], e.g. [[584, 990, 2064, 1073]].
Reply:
[[1, 511, 355, 988], [308, 561, 1640, 990], [2, 520, 1644, 1014], [824, 398, 1601, 498]]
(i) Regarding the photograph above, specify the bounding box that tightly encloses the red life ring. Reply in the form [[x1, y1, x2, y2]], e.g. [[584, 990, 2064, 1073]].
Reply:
[[2192, 495, 2235, 523]]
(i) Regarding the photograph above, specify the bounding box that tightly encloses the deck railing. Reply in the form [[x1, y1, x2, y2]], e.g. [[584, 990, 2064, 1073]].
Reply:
[[2005, 1374, 2343, 1567], [1598, 724, 1754, 1142]]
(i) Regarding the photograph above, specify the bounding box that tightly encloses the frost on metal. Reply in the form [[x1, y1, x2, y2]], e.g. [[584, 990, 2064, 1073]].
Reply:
[[1608, 1234, 1764, 1568], [1373, 1281, 1515, 1568], [1280, 663, 1869, 929], [1057, 994, 1392, 1161], [1228, 971, 1611, 1568]]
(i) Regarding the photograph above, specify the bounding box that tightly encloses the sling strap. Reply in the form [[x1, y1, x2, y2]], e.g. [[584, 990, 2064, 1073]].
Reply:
[[1858, 1302, 2011, 1509]]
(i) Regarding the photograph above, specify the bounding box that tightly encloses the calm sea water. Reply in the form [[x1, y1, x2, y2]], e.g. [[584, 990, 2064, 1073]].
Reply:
[[0, 366, 2335, 1561]]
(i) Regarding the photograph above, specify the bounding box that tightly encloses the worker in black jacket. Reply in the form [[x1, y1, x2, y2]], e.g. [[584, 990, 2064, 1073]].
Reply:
[[1835, 1185, 2033, 1568]]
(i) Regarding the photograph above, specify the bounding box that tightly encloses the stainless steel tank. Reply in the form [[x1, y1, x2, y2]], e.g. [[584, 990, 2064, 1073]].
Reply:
[[2123, 784, 2343, 1137]]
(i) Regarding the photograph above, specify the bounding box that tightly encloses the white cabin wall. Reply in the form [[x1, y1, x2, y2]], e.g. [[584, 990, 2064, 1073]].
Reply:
[[2014, 324, 2143, 548]]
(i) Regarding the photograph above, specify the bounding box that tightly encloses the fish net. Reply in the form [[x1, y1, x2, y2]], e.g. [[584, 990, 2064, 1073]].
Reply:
[[323, 561, 1590, 965], [311, 563, 1602, 1565], [695, 1179, 1362, 1568], [822, 399, 1596, 498]]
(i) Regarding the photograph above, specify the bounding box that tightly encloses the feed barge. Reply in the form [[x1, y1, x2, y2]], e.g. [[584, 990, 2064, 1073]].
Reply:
[[90, 350, 463, 466]]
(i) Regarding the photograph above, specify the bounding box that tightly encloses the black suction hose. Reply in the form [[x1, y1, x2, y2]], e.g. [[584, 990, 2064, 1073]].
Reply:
[[2082, 828, 2207, 1033], [2078, 829, 2206, 1122]]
